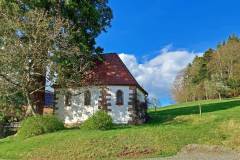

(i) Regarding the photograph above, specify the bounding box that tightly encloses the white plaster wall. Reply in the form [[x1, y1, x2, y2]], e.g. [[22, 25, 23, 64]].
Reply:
[[137, 88, 146, 103], [107, 86, 132, 124], [55, 87, 100, 124], [55, 85, 134, 124]]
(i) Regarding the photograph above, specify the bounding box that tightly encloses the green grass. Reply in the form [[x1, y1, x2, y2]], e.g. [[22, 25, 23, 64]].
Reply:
[[1, 98, 240, 160]]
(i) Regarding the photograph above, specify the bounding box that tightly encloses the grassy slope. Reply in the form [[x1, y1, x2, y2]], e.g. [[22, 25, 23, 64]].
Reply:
[[1, 99, 240, 160]]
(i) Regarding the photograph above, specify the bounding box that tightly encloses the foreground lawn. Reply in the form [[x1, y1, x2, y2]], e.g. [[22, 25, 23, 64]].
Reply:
[[1, 99, 240, 159]]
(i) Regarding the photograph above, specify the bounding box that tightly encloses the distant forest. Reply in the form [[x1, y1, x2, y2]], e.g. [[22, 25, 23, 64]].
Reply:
[[172, 35, 240, 103]]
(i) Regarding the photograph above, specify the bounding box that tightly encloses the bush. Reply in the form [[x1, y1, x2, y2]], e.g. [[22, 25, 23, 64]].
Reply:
[[0, 105, 25, 123], [18, 115, 64, 138], [81, 110, 113, 130], [0, 112, 5, 123]]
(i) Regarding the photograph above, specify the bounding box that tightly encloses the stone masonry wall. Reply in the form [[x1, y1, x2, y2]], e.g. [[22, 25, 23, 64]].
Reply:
[[98, 86, 111, 112], [128, 86, 148, 124]]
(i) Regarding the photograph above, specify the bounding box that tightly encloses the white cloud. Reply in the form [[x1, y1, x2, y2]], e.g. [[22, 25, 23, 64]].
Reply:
[[119, 46, 202, 104]]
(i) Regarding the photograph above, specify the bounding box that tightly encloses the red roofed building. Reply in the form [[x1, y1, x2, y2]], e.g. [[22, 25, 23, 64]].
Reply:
[[54, 53, 148, 125]]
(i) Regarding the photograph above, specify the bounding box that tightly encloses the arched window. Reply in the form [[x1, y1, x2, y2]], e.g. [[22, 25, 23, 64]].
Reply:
[[116, 90, 124, 105], [84, 90, 91, 105], [65, 91, 72, 106]]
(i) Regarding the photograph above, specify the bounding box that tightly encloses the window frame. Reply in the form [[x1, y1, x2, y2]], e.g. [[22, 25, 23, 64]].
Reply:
[[84, 90, 91, 106], [65, 91, 72, 106], [116, 90, 124, 106]]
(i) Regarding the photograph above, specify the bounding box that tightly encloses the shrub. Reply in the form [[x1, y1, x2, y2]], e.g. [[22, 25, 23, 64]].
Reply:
[[81, 110, 113, 130], [18, 115, 64, 138], [0, 112, 5, 123], [0, 105, 25, 123]]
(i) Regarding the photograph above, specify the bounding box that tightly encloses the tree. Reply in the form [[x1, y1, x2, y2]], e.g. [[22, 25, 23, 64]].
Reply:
[[172, 70, 189, 102], [8, 0, 113, 54], [172, 35, 240, 103], [0, 0, 112, 115], [209, 35, 240, 98], [0, 6, 64, 115], [149, 97, 161, 112]]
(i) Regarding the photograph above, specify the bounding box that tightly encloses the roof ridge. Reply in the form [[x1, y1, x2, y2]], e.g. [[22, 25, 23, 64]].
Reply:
[[107, 54, 148, 95], [83, 53, 148, 95], [103, 53, 117, 55]]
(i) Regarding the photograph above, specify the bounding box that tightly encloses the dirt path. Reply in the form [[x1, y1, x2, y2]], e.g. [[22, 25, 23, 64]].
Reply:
[[146, 144, 240, 160]]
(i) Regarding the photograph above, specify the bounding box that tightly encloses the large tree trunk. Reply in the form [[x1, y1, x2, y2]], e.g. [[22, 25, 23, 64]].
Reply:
[[27, 75, 46, 116], [32, 75, 45, 115]]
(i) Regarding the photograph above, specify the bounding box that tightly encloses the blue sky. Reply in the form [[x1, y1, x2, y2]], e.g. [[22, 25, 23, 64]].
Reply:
[[97, 0, 240, 106]]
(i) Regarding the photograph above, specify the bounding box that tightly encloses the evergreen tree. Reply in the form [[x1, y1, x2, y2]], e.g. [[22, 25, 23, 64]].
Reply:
[[0, 0, 113, 115], [172, 35, 240, 103]]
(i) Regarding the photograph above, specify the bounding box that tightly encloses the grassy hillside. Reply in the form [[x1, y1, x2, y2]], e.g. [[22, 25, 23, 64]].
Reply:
[[1, 99, 240, 160]]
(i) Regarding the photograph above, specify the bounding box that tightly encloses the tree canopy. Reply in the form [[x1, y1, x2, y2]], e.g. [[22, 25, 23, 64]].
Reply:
[[0, 0, 113, 115], [172, 35, 240, 103]]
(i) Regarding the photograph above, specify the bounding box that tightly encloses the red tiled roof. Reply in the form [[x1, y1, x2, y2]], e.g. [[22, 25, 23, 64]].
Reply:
[[87, 53, 148, 95]]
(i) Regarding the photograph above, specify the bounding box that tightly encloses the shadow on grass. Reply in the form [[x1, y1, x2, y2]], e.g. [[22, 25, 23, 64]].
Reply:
[[112, 124, 132, 130], [148, 99, 240, 125], [65, 123, 133, 131]]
